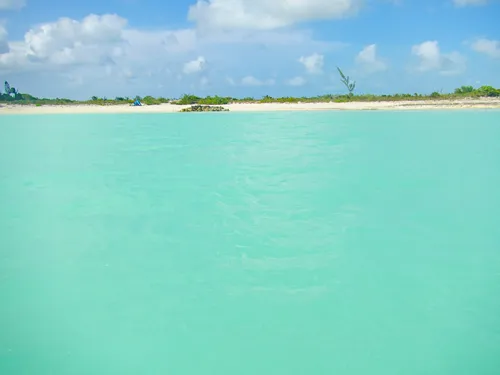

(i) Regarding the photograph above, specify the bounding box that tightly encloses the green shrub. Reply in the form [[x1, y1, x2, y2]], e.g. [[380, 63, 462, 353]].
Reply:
[[476, 86, 500, 97], [2, 81, 499, 106], [259, 95, 275, 103], [142, 96, 161, 105], [454, 86, 474, 94], [176, 94, 201, 105], [199, 95, 231, 105]]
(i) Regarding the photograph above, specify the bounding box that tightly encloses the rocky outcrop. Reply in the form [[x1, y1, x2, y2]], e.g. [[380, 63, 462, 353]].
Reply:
[[180, 105, 229, 112]]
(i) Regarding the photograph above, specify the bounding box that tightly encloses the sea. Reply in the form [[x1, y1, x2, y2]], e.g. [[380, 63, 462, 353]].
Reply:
[[1, 110, 499, 375]]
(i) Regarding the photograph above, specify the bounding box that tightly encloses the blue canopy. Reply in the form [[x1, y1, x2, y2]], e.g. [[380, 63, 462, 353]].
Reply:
[[132, 99, 142, 106]]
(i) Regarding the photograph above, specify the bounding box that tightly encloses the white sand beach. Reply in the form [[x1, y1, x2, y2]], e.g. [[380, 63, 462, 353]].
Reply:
[[1, 97, 499, 115]]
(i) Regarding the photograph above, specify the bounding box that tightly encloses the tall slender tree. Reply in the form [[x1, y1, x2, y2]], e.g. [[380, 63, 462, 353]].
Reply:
[[337, 67, 356, 96]]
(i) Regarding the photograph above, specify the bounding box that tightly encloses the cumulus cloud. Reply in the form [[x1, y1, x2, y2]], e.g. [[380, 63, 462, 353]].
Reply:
[[470, 38, 500, 58], [298, 53, 324, 74], [0, 0, 25, 10], [182, 56, 207, 74], [241, 76, 275, 86], [355, 44, 387, 73], [411, 40, 465, 75], [26, 14, 126, 59], [0, 15, 200, 77], [453, 0, 489, 6], [0, 14, 129, 70], [188, 0, 363, 31], [0, 10, 348, 98], [286, 76, 306, 86]]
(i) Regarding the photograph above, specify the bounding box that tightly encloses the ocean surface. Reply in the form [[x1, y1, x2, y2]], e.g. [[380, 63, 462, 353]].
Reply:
[[1, 110, 499, 375]]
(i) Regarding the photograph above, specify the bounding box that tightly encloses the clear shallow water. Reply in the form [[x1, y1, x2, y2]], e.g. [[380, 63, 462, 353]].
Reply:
[[1, 111, 499, 375]]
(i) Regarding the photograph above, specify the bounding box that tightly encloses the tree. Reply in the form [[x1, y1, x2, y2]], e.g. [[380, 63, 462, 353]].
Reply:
[[4, 81, 18, 96], [337, 67, 356, 96], [142, 96, 160, 105], [454, 85, 474, 94], [477, 85, 500, 97], [3, 81, 17, 96]]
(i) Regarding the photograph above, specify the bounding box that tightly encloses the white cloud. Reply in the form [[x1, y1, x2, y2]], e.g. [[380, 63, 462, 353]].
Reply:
[[411, 41, 466, 75], [470, 38, 500, 58], [0, 41, 26, 68], [0, 14, 129, 69], [188, 0, 363, 31], [26, 14, 126, 59], [453, 0, 489, 6], [0, 0, 25, 10], [182, 56, 207, 74], [0, 11, 343, 98], [286, 76, 306, 86], [298, 53, 324, 74], [241, 75, 275, 86], [0, 14, 199, 75], [355, 44, 387, 73], [158, 29, 197, 53]]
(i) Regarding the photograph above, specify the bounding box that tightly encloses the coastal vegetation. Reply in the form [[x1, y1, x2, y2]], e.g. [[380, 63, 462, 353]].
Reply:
[[1, 80, 499, 106]]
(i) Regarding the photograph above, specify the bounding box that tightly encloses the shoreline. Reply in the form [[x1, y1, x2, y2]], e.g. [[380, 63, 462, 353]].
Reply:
[[1, 98, 500, 114]]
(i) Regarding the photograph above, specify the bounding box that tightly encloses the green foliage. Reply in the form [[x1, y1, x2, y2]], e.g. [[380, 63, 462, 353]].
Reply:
[[176, 94, 201, 105], [2, 78, 500, 106], [454, 86, 474, 94], [20, 93, 38, 101], [4, 81, 18, 97], [239, 97, 255, 102], [142, 95, 161, 105], [337, 67, 356, 96], [198, 95, 231, 105], [259, 95, 274, 103], [476, 85, 500, 97]]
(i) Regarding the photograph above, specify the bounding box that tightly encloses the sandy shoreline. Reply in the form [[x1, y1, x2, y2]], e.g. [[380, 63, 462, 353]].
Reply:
[[1, 98, 500, 114]]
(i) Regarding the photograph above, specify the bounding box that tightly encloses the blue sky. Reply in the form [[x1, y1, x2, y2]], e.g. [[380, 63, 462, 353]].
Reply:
[[0, 0, 499, 99]]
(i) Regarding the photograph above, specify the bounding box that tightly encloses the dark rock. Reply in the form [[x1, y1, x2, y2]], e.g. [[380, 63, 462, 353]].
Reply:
[[180, 105, 229, 112]]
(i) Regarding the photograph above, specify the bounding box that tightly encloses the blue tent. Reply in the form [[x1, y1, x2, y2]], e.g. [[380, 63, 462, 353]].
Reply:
[[132, 99, 142, 106]]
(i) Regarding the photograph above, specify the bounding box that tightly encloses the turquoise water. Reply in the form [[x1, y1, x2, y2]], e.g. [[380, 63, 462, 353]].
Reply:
[[1, 111, 499, 375]]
